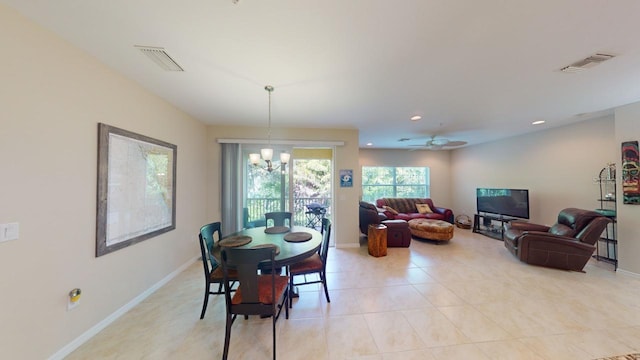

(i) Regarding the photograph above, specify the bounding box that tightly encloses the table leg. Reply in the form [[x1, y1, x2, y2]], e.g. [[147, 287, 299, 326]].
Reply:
[[290, 286, 299, 298]]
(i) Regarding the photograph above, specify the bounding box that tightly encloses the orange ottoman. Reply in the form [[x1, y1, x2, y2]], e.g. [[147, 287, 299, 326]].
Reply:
[[408, 219, 454, 242]]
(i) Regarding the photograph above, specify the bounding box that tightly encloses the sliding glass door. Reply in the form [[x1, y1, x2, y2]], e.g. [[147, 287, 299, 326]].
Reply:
[[243, 146, 332, 231]]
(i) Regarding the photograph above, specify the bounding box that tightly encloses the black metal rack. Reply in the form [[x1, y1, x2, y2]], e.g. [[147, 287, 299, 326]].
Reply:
[[472, 213, 513, 240], [594, 164, 617, 269]]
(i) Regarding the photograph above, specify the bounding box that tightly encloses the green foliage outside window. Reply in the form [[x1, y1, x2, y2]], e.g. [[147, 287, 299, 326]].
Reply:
[[362, 166, 430, 202]]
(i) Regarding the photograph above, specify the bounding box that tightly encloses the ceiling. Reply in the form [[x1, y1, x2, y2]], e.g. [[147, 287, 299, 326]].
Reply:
[[4, 0, 640, 149]]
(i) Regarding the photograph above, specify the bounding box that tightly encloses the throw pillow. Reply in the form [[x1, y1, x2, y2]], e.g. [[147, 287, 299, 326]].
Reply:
[[415, 203, 433, 214], [383, 205, 399, 215]]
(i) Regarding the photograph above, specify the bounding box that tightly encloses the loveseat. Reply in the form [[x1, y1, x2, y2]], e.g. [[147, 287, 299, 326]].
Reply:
[[375, 198, 454, 224]]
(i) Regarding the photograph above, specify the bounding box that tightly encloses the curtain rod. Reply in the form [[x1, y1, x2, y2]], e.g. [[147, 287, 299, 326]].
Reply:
[[217, 138, 345, 146]]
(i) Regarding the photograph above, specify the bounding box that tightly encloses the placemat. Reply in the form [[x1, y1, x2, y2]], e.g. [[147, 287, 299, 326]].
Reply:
[[219, 235, 252, 247], [284, 232, 312, 242], [594, 354, 640, 360], [251, 244, 280, 255], [264, 226, 290, 234]]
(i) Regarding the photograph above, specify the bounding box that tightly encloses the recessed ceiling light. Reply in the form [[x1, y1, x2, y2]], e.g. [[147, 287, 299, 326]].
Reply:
[[366, 142, 373, 146], [532, 120, 545, 125], [410, 115, 422, 121]]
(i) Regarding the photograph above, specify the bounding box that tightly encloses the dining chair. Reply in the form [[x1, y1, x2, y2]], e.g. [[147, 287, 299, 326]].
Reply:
[[320, 216, 330, 235], [288, 218, 331, 308], [198, 222, 236, 319], [220, 246, 289, 360], [265, 211, 292, 227]]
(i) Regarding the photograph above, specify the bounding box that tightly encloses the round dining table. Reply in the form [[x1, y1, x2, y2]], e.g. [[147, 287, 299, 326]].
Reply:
[[213, 225, 322, 268]]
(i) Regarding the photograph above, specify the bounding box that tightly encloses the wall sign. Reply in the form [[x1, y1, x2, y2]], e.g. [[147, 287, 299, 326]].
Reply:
[[340, 169, 353, 187]]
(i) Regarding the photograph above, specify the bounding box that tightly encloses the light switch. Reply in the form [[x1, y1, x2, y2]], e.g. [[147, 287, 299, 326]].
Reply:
[[0, 223, 19, 243]]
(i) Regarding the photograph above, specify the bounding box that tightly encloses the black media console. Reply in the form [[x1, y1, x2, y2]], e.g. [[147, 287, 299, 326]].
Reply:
[[472, 213, 518, 240]]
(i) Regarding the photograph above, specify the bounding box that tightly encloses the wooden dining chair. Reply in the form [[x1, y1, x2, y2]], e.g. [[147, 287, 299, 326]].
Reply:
[[265, 211, 292, 227], [220, 246, 289, 360], [288, 218, 331, 308], [198, 222, 236, 319]]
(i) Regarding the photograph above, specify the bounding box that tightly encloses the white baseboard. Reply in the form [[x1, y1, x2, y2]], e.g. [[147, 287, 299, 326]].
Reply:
[[335, 243, 360, 249], [616, 268, 640, 279], [48, 256, 199, 360]]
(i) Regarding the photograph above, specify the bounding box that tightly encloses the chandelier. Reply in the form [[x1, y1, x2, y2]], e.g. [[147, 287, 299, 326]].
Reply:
[[249, 85, 290, 172]]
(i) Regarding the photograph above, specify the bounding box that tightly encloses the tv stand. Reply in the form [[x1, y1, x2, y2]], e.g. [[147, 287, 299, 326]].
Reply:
[[472, 213, 517, 240]]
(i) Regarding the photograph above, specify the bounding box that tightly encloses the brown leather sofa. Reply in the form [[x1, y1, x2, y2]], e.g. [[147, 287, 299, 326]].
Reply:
[[359, 201, 412, 247], [503, 208, 611, 271]]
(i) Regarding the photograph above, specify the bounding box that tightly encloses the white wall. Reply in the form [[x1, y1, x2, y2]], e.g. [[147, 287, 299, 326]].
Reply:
[[0, 6, 209, 359], [207, 125, 362, 248], [358, 149, 453, 208], [614, 103, 640, 275], [450, 116, 616, 226]]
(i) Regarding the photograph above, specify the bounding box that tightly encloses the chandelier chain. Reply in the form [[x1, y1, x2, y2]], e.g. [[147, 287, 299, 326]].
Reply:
[[266, 85, 272, 146]]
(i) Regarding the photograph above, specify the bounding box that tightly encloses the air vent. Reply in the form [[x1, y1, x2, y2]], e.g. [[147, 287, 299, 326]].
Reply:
[[560, 53, 615, 73], [135, 46, 184, 72]]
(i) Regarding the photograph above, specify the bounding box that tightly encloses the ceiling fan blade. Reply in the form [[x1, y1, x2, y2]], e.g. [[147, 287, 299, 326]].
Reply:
[[430, 138, 450, 146], [443, 140, 467, 147]]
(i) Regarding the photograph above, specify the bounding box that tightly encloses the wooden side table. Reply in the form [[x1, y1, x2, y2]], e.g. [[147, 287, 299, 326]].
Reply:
[[368, 224, 387, 257]]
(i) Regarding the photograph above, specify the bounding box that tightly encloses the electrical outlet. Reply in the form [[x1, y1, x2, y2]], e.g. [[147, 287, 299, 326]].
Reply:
[[0, 223, 19, 243]]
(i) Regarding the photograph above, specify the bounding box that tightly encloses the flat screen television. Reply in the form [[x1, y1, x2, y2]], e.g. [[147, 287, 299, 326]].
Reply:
[[476, 188, 530, 219]]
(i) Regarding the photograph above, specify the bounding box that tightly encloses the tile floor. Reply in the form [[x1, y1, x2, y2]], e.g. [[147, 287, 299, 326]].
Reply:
[[67, 229, 640, 359]]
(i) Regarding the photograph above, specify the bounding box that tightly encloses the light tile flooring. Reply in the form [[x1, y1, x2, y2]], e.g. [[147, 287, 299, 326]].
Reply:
[[67, 230, 640, 359]]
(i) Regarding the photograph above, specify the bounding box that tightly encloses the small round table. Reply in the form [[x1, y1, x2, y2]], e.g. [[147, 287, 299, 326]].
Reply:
[[213, 226, 322, 268], [408, 219, 454, 242]]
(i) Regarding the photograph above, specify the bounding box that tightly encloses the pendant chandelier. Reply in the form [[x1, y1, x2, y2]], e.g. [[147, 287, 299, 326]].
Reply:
[[249, 85, 290, 172]]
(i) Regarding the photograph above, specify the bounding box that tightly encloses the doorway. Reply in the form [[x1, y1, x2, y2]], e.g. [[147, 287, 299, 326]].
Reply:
[[243, 147, 332, 231]]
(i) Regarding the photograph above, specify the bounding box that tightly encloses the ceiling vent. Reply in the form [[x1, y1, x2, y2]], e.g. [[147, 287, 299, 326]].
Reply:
[[135, 46, 184, 72], [560, 53, 615, 73]]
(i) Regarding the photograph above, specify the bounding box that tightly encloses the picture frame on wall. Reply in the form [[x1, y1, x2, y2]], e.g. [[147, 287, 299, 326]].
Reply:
[[622, 140, 640, 205], [96, 123, 177, 257]]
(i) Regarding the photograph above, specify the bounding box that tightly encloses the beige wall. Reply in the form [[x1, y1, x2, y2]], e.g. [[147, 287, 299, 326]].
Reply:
[[450, 116, 616, 225], [358, 149, 453, 207], [0, 6, 209, 359], [614, 103, 640, 275], [207, 125, 361, 248]]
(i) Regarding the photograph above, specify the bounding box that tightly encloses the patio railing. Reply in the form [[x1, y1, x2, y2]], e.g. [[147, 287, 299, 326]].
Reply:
[[245, 197, 332, 229]]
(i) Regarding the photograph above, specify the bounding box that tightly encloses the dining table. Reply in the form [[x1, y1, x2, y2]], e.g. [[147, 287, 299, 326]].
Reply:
[[213, 225, 322, 299], [213, 225, 322, 268]]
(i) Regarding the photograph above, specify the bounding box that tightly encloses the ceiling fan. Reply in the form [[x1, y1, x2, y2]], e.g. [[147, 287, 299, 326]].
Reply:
[[408, 136, 468, 150]]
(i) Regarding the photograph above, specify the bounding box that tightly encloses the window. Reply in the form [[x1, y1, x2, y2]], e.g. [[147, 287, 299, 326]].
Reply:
[[361, 166, 430, 202]]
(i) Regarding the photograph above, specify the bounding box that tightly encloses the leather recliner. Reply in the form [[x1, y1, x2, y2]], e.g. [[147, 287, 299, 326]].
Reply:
[[503, 208, 611, 271], [359, 201, 412, 247]]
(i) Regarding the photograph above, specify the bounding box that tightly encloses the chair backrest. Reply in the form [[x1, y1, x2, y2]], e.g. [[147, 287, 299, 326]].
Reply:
[[265, 212, 292, 227], [321, 217, 330, 235], [320, 220, 332, 264], [550, 208, 610, 245], [576, 216, 611, 245], [220, 247, 277, 313], [199, 222, 222, 275], [359, 201, 382, 234]]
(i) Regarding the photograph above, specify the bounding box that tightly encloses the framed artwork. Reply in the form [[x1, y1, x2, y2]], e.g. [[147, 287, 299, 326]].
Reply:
[[96, 123, 177, 257], [621, 140, 640, 205]]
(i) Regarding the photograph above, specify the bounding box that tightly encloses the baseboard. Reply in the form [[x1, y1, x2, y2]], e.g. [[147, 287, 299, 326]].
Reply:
[[336, 243, 360, 249], [616, 268, 640, 279], [47, 255, 199, 360]]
